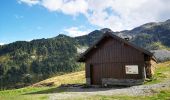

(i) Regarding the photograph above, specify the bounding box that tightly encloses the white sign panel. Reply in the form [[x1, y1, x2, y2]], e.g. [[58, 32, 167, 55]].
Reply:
[[125, 65, 139, 74]]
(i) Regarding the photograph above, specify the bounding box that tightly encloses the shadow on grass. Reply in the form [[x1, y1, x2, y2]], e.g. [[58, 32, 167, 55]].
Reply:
[[24, 84, 129, 95], [24, 87, 67, 95]]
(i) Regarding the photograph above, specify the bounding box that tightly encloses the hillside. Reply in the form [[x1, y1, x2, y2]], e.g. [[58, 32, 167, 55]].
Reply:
[[32, 61, 170, 87], [0, 35, 83, 89], [0, 20, 170, 89], [76, 19, 170, 50], [0, 71, 85, 100], [0, 61, 170, 100], [32, 71, 85, 87], [129, 20, 170, 50]]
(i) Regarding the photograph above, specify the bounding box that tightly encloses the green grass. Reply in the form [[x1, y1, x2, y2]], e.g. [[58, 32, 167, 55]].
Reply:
[[151, 42, 170, 50], [0, 87, 49, 100], [0, 62, 170, 100], [0, 86, 69, 100], [145, 61, 170, 85], [0, 94, 47, 100], [0, 71, 85, 100]]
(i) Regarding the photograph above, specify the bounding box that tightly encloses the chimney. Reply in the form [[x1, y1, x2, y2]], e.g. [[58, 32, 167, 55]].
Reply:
[[124, 37, 129, 41]]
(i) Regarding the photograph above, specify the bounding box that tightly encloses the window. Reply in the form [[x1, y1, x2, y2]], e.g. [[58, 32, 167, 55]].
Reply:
[[125, 65, 139, 74]]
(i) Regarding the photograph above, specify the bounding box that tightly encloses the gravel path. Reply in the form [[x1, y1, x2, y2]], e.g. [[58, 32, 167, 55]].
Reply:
[[49, 80, 170, 100]]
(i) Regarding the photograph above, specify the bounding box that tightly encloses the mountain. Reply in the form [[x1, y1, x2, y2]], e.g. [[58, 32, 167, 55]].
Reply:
[[0, 20, 170, 89], [0, 35, 81, 89], [129, 19, 170, 49], [76, 19, 170, 50]]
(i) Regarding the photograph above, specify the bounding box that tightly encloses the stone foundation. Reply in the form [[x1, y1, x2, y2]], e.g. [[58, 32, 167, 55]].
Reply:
[[102, 78, 144, 86]]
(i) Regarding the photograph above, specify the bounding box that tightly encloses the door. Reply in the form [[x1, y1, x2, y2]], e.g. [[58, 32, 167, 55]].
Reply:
[[90, 64, 102, 85]]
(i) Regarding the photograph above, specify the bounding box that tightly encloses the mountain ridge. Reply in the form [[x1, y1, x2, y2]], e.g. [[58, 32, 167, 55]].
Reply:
[[0, 19, 170, 89]]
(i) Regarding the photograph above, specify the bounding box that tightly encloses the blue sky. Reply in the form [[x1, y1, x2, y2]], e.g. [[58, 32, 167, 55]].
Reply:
[[0, 0, 98, 44], [0, 0, 170, 44]]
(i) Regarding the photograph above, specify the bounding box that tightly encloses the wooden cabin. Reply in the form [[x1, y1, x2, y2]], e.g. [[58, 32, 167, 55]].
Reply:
[[78, 32, 157, 86]]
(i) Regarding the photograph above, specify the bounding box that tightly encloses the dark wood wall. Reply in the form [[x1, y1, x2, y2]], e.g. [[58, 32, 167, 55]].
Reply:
[[85, 37, 145, 82]]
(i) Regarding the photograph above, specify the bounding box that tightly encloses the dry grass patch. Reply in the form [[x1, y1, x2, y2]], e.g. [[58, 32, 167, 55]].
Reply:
[[32, 71, 85, 87]]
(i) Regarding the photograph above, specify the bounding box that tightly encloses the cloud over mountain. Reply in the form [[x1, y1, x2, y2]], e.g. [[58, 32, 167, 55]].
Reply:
[[64, 26, 91, 37], [0, 43, 4, 45], [18, 0, 170, 31]]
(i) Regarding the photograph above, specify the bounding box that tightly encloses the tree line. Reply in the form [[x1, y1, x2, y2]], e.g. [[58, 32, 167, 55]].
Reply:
[[0, 35, 83, 89]]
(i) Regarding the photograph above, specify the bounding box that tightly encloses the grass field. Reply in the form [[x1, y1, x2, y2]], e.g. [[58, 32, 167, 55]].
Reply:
[[0, 62, 170, 100], [145, 61, 170, 84], [0, 87, 48, 100], [0, 71, 85, 100], [33, 71, 85, 87]]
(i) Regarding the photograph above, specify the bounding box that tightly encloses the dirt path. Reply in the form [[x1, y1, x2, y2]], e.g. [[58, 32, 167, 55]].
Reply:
[[49, 80, 170, 100]]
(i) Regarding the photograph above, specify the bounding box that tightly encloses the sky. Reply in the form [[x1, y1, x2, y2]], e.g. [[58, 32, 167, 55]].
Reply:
[[0, 0, 170, 44]]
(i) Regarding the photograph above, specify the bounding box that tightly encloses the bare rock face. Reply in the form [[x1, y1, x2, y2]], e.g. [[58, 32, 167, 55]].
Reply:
[[77, 46, 88, 54], [152, 49, 170, 62]]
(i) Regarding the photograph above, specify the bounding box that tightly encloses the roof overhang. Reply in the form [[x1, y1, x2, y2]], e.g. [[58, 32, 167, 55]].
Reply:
[[78, 32, 155, 62]]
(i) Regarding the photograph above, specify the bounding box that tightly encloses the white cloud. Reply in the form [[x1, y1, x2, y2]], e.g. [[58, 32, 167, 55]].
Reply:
[[86, 0, 170, 31], [64, 26, 91, 37], [18, 0, 170, 31], [0, 43, 4, 45], [41, 0, 88, 16], [18, 0, 40, 6]]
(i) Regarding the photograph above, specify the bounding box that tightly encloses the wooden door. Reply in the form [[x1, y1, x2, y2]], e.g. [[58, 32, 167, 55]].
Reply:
[[90, 64, 102, 85]]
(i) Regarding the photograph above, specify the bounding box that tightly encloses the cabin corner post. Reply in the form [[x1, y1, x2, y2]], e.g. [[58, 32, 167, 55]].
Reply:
[[144, 55, 157, 78], [150, 59, 156, 76], [143, 64, 147, 79], [144, 61, 151, 78], [85, 63, 91, 85], [86, 78, 91, 85]]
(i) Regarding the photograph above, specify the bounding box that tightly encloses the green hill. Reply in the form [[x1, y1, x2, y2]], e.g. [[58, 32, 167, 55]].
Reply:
[[0, 35, 83, 89], [0, 20, 170, 89], [0, 61, 170, 100]]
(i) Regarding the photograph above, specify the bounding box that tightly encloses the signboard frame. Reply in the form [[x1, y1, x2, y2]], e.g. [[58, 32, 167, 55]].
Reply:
[[125, 65, 139, 74]]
